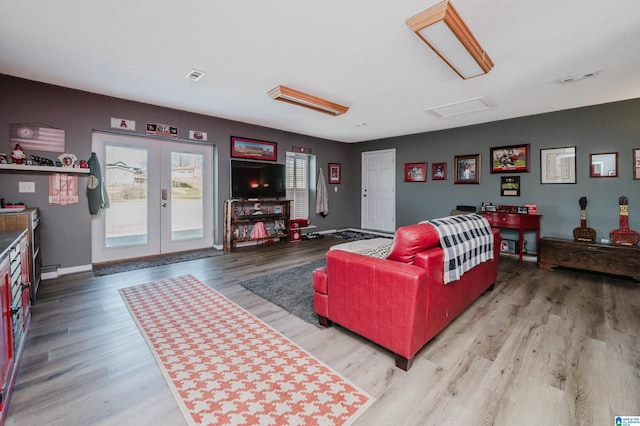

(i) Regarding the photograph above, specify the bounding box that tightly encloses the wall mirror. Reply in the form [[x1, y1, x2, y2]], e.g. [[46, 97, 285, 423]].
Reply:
[[590, 152, 618, 177]]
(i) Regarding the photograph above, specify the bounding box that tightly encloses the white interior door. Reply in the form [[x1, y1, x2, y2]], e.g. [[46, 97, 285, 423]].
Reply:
[[361, 149, 396, 232], [91, 132, 213, 263]]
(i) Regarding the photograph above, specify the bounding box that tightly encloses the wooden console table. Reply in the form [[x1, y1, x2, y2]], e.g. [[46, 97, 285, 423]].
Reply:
[[481, 212, 542, 261], [538, 237, 640, 282]]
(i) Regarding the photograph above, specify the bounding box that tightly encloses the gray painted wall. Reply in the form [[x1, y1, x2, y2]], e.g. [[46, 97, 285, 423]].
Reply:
[[1, 74, 639, 270], [0, 75, 353, 270], [352, 100, 640, 252]]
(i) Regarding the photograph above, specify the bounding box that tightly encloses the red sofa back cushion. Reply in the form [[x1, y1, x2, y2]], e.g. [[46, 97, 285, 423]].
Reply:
[[386, 223, 440, 263]]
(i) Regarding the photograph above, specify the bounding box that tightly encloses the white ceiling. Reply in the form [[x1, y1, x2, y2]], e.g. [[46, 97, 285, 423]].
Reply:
[[2, 1, 640, 143]]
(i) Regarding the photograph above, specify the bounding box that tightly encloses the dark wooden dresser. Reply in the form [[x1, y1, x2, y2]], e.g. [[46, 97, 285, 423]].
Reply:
[[538, 237, 640, 282], [0, 208, 40, 303]]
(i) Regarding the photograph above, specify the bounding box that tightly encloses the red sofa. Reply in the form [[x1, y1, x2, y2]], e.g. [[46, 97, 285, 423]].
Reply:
[[312, 222, 501, 370]]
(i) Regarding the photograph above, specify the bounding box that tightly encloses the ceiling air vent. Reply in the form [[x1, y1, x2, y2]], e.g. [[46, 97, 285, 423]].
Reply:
[[185, 69, 205, 82]]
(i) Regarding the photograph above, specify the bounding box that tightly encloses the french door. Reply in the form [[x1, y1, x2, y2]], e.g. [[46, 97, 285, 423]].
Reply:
[[91, 132, 213, 263]]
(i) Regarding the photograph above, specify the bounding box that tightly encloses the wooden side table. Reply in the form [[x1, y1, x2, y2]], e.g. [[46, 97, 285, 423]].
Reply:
[[538, 237, 640, 282], [481, 212, 542, 261]]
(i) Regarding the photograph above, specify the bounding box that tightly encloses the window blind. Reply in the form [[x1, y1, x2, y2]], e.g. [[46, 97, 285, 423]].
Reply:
[[286, 152, 309, 220]]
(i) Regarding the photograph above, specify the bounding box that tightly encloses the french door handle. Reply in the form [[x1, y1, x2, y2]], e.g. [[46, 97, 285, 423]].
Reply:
[[162, 203, 167, 208]]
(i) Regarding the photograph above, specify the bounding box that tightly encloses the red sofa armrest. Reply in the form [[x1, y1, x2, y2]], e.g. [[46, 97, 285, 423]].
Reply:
[[323, 250, 430, 359]]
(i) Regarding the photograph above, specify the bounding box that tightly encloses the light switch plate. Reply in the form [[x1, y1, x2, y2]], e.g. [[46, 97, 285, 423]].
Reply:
[[19, 181, 35, 193]]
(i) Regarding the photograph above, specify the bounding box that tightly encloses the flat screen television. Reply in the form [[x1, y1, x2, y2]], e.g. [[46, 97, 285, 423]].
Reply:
[[230, 159, 286, 199]]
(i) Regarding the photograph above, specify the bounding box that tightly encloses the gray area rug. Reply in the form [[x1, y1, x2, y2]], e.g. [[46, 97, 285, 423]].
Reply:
[[329, 230, 392, 241], [238, 260, 325, 326], [93, 248, 223, 276]]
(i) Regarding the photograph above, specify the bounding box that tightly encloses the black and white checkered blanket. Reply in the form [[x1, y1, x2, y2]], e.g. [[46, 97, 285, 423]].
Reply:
[[421, 214, 494, 284]]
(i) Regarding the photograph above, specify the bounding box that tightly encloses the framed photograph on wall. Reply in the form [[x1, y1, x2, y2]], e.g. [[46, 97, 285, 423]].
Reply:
[[328, 163, 341, 184], [540, 146, 576, 184], [432, 162, 446, 180], [454, 154, 481, 184], [500, 176, 520, 196], [404, 162, 426, 182], [231, 136, 277, 161], [633, 148, 640, 180], [490, 144, 530, 173]]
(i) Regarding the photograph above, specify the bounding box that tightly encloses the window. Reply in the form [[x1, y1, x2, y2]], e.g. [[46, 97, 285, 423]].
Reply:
[[286, 152, 311, 220]]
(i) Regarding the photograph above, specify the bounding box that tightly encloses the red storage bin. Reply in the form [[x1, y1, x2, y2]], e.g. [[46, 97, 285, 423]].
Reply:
[[290, 228, 302, 242], [290, 219, 309, 229]]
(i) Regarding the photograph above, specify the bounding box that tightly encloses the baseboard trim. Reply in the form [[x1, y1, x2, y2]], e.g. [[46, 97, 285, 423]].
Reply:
[[43, 264, 93, 280], [317, 229, 338, 235]]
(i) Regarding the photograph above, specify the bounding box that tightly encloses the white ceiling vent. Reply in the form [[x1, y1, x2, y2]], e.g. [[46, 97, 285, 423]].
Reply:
[[425, 97, 492, 118], [185, 69, 205, 82]]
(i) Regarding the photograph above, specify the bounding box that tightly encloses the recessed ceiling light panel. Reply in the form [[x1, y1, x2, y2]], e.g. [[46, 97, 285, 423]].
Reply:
[[425, 97, 492, 118], [406, 0, 494, 79]]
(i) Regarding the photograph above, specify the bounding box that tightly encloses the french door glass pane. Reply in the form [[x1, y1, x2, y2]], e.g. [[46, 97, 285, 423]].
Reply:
[[104, 145, 148, 247], [171, 152, 204, 241]]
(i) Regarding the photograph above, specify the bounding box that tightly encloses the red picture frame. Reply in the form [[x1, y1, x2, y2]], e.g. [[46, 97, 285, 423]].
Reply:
[[328, 163, 341, 184], [431, 162, 446, 180], [404, 163, 426, 182], [231, 136, 277, 161]]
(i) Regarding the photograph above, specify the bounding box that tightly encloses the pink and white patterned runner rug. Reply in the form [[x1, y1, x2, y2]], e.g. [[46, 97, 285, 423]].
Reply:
[[119, 275, 373, 426]]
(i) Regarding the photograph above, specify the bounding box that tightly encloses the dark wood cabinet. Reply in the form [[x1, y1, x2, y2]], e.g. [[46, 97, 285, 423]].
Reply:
[[538, 237, 640, 282], [224, 200, 291, 252], [0, 208, 40, 304]]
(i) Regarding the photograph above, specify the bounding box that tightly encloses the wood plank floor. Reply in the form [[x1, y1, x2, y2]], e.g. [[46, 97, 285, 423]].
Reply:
[[5, 237, 640, 425]]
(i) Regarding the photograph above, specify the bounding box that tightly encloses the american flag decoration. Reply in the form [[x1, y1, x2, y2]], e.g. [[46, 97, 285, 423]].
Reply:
[[10, 123, 65, 152]]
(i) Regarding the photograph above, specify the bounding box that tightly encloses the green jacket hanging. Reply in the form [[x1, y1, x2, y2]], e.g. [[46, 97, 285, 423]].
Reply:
[[87, 152, 110, 214]]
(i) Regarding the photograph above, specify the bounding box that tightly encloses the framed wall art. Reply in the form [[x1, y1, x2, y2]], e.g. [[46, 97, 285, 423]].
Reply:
[[432, 162, 446, 180], [490, 144, 530, 173], [231, 136, 277, 161], [328, 162, 341, 184], [454, 154, 481, 184], [590, 152, 618, 177], [500, 176, 520, 196], [634, 148, 640, 180], [405, 162, 426, 182], [540, 146, 576, 184]]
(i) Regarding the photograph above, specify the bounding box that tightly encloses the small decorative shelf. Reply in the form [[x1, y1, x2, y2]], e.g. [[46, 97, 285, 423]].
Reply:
[[0, 164, 90, 174]]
